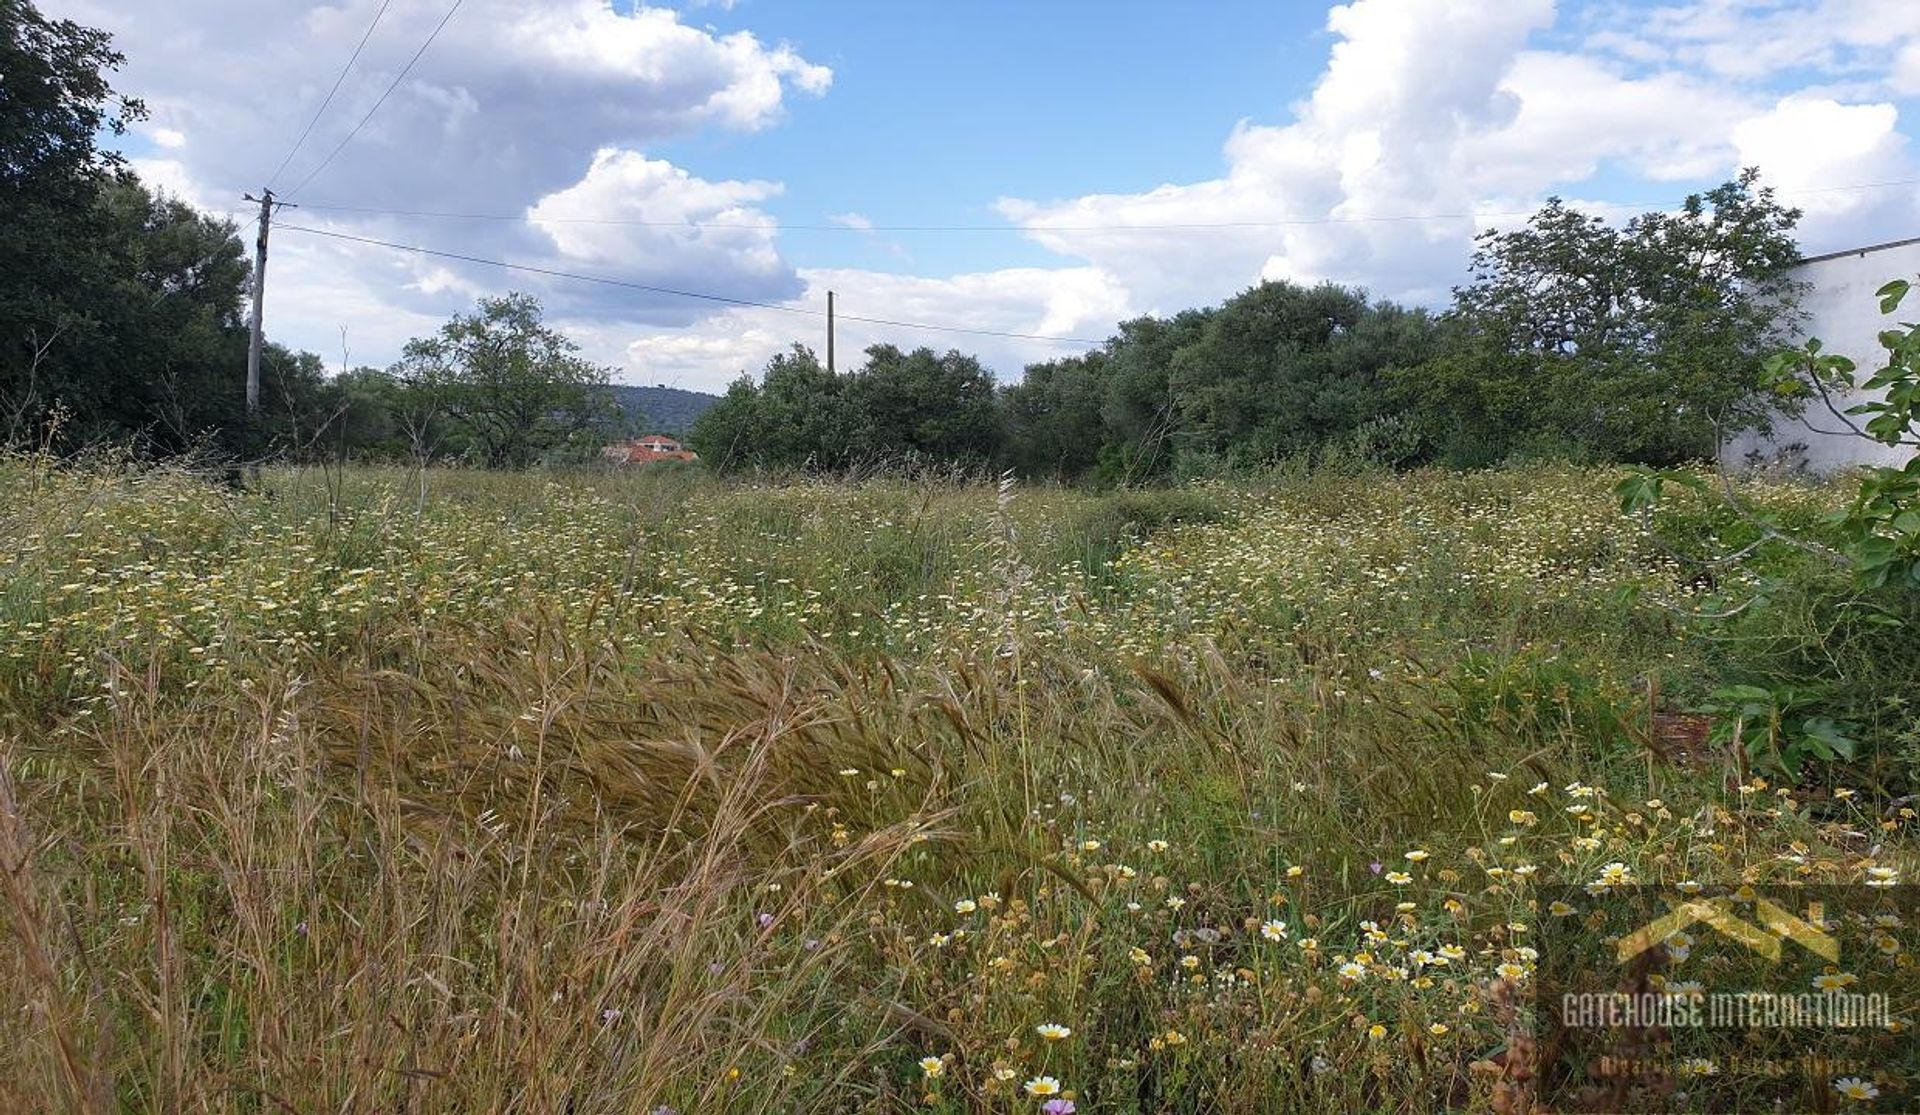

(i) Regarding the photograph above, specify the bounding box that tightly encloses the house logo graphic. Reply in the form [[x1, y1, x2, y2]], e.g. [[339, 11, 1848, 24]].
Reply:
[[1615, 896, 1838, 965]]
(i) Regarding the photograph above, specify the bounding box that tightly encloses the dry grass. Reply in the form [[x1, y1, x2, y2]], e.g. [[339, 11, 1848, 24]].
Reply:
[[0, 456, 1913, 1112]]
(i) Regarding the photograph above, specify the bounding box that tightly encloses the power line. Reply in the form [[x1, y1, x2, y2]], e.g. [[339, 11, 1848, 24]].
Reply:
[[288, 176, 1920, 233], [283, 0, 465, 199], [264, 0, 395, 190], [276, 223, 1107, 345]]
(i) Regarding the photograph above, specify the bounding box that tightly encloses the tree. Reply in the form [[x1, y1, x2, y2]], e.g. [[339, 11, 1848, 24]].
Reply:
[[2, 0, 145, 439], [1408, 169, 1804, 465], [847, 344, 1000, 464], [393, 294, 618, 468], [1169, 281, 1437, 466], [999, 353, 1109, 480]]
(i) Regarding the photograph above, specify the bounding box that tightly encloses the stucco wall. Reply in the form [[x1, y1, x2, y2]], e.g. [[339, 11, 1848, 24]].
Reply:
[[1720, 239, 1920, 472]]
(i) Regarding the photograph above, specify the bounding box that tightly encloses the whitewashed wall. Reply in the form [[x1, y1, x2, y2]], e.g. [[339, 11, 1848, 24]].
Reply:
[[1721, 239, 1920, 472]]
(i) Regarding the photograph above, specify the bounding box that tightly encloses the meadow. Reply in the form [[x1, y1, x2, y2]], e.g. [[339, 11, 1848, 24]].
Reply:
[[0, 455, 1914, 1113]]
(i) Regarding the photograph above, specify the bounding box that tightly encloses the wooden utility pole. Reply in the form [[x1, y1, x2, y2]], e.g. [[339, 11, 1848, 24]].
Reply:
[[242, 190, 295, 414], [826, 289, 836, 373]]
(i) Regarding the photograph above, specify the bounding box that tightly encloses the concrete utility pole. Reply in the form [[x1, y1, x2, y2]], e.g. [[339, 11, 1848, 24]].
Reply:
[[826, 289, 836, 374], [242, 190, 295, 414]]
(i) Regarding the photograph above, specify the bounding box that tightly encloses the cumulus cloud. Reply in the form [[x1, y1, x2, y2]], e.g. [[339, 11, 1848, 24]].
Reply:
[[39, 0, 832, 359], [1731, 96, 1919, 250], [522, 148, 800, 319], [614, 265, 1130, 392], [1001, 0, 1920, 317], [41, 0, 1920, 392]]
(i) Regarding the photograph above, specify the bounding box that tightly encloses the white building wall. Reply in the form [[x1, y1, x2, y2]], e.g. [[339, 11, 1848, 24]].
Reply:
[[1721, 238, 1920, 472]]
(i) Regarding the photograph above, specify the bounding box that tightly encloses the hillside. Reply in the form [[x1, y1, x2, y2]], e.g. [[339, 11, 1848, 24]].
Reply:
[[609, 384, 721, 435]]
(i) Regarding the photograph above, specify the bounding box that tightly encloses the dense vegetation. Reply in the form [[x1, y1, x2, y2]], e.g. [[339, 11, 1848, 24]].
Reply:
[[689, 183, 1806, 481], [2, 458, 1916, 1111]]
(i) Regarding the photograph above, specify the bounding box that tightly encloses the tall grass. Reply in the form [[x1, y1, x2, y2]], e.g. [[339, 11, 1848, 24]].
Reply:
[[0, 456, 1913, 1111]]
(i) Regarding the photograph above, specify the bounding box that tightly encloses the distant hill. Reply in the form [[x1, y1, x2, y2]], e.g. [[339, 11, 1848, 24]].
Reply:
[[608, 384, 721, 435]]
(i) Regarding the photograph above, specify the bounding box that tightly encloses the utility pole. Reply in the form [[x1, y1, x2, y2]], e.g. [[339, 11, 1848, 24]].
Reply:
[[241, 190, 295, 415], [826, 289, 836, 374]]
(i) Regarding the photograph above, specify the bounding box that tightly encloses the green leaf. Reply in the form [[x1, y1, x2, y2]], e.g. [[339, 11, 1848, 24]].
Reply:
[[1857, 535, 1898, 569], [1878, 278, 1913, 314]]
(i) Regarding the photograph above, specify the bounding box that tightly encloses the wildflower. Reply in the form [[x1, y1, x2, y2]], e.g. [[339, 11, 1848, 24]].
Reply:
[[1080, 839, 1102, 852], [992, 1067, 1017, 1082], [1813, 972, 1859, 991], [1367, 1023, 1387, 1040], [1386, 871, 1413, 885], [1147, 839, 1169, 853], [1866, 866, 1901, 888], [1509, 809, 1537, 825], [1042, 1101, 1077, 1115], [1428, 1023, 1449, 1037], [1163, 1028, 1187, 1045], [1549, 900, 1576, 917], [1129, 946, 1152, 965], [1024, 1075, 1063, 1097], [1438, 944, 1467, 962], [918, 1056, 945, 1079], [1179, 954, 1201, 970], [1338, 961, 1366, 981], [927, 933, 951, 948], [1164, 895, 1186, 910], [756, 912, 775, 929], [1591, 862, 1633, 889], [954, 899, 977, 914], [1285, 865, 1304, 878], [1260, 919, 1288, 941], [1404, 849, 1430, 863], [838, 768, 860, 776], [1496, 962, 1527, 981], [1035, 1023, 1072, 1042], [1833, 1077, 1880, 1101]]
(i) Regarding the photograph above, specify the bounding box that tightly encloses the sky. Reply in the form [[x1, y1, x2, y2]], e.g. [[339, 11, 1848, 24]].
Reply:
[[44, 0, 1920, 392]]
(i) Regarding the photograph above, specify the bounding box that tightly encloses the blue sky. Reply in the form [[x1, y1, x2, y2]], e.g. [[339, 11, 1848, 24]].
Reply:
[[644, 1, 1320, 275], [47, 0, 1920, 390]]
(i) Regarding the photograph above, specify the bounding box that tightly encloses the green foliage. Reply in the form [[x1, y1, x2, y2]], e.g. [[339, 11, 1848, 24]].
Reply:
[[1757, 276, 1920, 588], [1616, 273, 1920, 782], [1407, 169, 1804, 466], [690, 343, 1000, 473], [392, 293, 619, 469], [1696, 684, 1859, 781]]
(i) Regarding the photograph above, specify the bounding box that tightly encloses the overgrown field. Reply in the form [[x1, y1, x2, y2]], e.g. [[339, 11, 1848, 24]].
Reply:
[[1, 457, 1914, 1112]]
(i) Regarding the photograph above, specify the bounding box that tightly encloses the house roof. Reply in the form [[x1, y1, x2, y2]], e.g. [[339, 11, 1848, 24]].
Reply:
[[1797, 235, 1920, 266]]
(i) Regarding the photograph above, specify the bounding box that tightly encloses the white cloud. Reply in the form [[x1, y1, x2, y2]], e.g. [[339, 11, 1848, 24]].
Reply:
[[526, 148, 792, 306], [615, 265, 1130, 392], [41, 0, 829, 213], [1731, 95, 1919, 250], [1000, 0, 1920, 319], [999, 0, 1563, 311], [41, 0, 1920, 395]]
